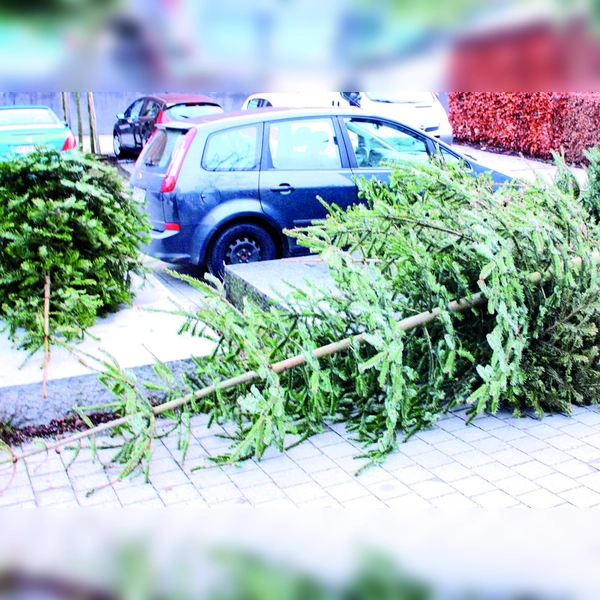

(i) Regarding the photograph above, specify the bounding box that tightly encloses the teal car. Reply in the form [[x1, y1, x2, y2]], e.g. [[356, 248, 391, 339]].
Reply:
[[0, 105, 77, 159]]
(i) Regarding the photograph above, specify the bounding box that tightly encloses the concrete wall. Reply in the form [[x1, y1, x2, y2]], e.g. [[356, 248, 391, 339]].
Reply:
[[0, 92, 249, 134], [0, 92, 449, 134], [437, 92, 449, 112]]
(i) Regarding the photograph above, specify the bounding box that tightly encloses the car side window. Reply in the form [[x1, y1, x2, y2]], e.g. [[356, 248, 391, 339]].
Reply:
[[142, 101, 160, 118], [268, 118, 341, 170], [247, 98, 261, 109], [202, 125, 260, 171], [343, 118, 429, 168], [126, 99, 146, 119], [436, 145, 471, 169]]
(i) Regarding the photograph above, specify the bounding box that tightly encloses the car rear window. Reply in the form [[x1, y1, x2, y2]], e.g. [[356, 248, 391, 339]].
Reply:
[[163, 104, 223, 120], [139, 128, 186, 173], [0, 107, 60, 127]]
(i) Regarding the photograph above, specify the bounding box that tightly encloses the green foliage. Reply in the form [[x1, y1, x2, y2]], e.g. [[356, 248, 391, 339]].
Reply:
[[290, 160, 600, 423], [581, 146, 600, 220], [89, 153, 600, 473], [552, 151, 581, 200], [74, 545, 434, 600], [0, 149, 150, 352], [1, 0, 118, 21], [209, 551, 431, 600]]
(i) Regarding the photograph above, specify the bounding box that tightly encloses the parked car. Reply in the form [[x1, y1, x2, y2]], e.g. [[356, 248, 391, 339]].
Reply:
[[242, 92, 453, 144], [0, 105, 77, 159], [112, 94, 223, 158], [131, 107, 509, 276]]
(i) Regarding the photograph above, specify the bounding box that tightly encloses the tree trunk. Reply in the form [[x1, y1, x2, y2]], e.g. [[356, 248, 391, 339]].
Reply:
[[86, 92, 100, 154], [60, 92, 67, 124], [65, 93, 72, 130], [75, 93, 83, 151]]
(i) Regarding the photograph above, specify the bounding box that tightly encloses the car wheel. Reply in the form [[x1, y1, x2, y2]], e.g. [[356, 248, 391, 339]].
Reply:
[[207, 223, 277, 278], [113, 131, 125, 159]]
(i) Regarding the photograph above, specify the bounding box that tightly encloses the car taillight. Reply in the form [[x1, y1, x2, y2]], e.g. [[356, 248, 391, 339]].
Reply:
[[161, 128, 197, 193], [165, 222, 181, 231], [61, 133, 77, 151], [156, 110, 167, 124]]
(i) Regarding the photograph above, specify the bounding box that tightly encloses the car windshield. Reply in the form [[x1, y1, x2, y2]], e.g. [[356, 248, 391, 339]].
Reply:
[[164, 104, 223, 120], [365, 93, 434, 104], [0, 107, 60, 127]]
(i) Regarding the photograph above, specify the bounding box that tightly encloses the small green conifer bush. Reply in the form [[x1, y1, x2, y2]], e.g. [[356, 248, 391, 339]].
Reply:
[[0, 149, 150, 352]]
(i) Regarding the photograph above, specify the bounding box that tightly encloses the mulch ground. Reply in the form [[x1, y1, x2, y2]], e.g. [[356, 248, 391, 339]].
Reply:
[[0, 412, 117, 447]]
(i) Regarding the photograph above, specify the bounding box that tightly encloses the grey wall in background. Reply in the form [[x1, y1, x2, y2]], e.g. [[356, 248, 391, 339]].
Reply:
[[0, 92, 249, 134], [0, 92, 449, 133], [437, 92, 449, 113]]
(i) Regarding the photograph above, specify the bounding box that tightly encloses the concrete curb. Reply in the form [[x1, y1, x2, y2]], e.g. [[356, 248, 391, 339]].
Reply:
[[0, 272, 214, 428], [225, 258, 338, 311], [0, 358, 198, 428]]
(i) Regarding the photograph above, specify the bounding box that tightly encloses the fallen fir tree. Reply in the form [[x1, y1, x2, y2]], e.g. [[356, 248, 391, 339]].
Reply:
[[4, 153, 600, 480]]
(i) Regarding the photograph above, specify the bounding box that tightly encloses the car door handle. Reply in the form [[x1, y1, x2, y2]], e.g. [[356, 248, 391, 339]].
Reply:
[[271, 183, 295, 194]]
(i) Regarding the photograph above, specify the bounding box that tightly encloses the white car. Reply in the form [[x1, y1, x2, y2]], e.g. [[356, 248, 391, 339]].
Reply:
[[241, 92, 453, 144]]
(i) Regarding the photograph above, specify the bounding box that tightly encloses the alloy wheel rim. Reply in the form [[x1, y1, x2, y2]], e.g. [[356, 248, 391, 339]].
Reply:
[[225, 237, 261, 264]]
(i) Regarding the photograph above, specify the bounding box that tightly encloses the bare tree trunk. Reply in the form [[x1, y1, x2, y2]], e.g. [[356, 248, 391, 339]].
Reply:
[[63, 92, 72, 130], [42, 273, 51, 399], [67, 94, 72, 130], [60, 92, 68, 124], [86, 92, 99, 154], [75, 93, 83, 151]]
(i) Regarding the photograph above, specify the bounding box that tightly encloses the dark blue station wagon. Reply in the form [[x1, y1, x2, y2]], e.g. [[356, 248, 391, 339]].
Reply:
[[132, 107, 508, 276]]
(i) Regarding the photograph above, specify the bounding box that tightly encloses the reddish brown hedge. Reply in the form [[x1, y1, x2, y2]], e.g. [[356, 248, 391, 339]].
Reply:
[[448, 92, 600, 164]]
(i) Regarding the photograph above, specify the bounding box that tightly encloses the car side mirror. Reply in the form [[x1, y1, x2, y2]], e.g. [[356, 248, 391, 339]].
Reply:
[[342, 92, 361, 107], [117, 112, 125, 120]]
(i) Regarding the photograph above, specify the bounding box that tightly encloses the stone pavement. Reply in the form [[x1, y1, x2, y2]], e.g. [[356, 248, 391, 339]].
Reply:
[[453, 143, 587, 185], [4, 403, 600, 508]]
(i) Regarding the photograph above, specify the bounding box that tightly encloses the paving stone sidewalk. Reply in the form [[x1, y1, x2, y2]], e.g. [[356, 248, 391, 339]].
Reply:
[[3, 404, 600, 508]]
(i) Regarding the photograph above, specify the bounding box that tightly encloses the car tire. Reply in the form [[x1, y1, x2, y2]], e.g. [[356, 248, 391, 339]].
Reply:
[[113, 131, 125, 159], [207, 223, 277, 278]]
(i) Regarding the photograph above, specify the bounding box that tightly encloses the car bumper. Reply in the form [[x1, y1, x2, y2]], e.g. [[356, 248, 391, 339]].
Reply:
[[143, 228, 192, 264]]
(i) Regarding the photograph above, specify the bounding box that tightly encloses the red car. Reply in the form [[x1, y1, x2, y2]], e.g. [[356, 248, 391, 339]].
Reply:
[[112, 94, 223, 158]]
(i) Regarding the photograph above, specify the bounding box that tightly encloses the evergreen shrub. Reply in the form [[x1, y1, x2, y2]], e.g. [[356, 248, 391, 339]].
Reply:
[[0, 149, 150, 352]]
